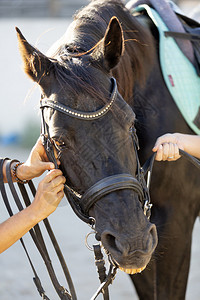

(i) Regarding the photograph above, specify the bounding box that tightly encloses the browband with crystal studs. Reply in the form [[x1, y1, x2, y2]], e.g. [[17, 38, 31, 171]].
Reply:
[[40, 77, 117, 120]]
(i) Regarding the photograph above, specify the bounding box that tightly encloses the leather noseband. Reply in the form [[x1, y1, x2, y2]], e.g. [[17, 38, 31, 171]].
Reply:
[[80, 174, 144, 214]]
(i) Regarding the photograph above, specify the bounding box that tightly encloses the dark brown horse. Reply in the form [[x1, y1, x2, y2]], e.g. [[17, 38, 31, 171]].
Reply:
[[16, 0, 200, 299]]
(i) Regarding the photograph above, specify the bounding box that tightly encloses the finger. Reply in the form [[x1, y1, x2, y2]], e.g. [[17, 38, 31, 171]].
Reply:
[[174, 144, 180, 159], [162, 143, 170, 161], [57, 190, 65, 201], [44, 169, 63, 183], [31, 137, 49, 162], [155, 145, 163, 161], [57, 188, 65, 197], [167, 143, 175, 160], [152, 139, 161, 152], [37, 136, 51, 161], [50, 175, 66, 189], [49, 190, 64, 210], [153, 134, 169, 151], [152, 144, 158, 152], [53, 183, 65, 195], [39, 161, 55, 170]]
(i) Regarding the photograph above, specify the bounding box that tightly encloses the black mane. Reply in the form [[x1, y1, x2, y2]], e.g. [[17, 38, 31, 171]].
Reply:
[[50, 0, 154, 102]]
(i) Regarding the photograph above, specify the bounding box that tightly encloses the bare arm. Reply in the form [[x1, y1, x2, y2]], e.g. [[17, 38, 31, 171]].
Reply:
[[152, 133, 200, 161], [0, 169, 65, 253]]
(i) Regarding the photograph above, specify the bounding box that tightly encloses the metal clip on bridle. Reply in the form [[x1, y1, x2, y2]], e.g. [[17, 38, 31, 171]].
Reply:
[[130, 127, 156, 220], [140, 153, 156, 219]]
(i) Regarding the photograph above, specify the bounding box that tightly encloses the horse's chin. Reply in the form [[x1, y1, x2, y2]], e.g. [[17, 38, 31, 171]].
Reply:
[[110, 255, 147, 275], [119, 265, 146, 275]]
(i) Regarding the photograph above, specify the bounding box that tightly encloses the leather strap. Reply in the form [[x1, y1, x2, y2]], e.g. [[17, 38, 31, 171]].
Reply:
[[40, 77, 117, 121], [0, 159, 50, 300], [80, 174, 144, 214], [19, 180, 77, 299], [93, 244, 109, 300], [0, 159, 75, 300], [165, 31, 200, 41], [91, 263, 118, 300], [179, 149, 200, 169]]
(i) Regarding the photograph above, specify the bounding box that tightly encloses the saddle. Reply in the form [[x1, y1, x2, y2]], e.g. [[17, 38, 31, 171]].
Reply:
[[168, 12, 200, 76], [126, 0, 200, 73], [126, 0, 200, 135]]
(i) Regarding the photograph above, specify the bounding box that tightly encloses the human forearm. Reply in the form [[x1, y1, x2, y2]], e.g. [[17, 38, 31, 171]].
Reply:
[[0, 205, 41, 253], [0, 169, 65, 254], [176, 133, 200, 158]]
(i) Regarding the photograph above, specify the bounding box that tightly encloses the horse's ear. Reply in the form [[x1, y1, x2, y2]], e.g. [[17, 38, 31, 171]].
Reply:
[[103, 17, 124, 70], [15, 27, 53, 83]]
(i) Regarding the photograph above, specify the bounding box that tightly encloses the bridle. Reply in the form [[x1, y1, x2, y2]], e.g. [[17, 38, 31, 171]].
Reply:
[[40, 77, 154, 228], [39, 76, 155, 299], [1, 77, 200, 299]]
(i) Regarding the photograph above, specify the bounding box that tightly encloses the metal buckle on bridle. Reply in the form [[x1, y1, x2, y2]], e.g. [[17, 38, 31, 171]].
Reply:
[[130, 127, 154, 219], [90, 243, 118, 300], [144, 200, 153, 219]]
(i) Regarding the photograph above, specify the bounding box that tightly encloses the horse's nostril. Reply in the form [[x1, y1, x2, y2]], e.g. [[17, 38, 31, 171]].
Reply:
[[105, 234, 117, 250], [101, 224, 158, 259], [101, 232, 130, 254]]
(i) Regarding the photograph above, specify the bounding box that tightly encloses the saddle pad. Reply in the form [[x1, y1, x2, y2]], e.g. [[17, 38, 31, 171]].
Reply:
[[132, 5, 200, 135]]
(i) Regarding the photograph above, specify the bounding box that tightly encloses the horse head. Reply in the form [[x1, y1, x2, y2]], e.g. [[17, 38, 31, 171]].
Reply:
[[16, 16, 157, 274]]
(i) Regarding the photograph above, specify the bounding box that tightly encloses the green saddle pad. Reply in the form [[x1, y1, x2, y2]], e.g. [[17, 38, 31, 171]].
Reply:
[[132, 5, 200, 135]]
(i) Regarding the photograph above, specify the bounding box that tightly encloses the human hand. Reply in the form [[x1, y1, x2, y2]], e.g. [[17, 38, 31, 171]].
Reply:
[[17, 137, 60, 181], [152, 133, 184, 161], [31, 169, 66, 221]]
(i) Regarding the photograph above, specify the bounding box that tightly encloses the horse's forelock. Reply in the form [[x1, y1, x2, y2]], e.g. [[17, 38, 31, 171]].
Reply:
[[53, 59, 108, 106]]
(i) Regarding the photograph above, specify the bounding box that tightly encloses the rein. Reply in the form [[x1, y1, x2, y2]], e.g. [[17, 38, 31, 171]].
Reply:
[[0, 159, 76, 300]]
